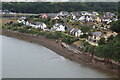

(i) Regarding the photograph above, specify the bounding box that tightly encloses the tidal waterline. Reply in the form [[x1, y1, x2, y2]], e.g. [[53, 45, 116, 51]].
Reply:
[[2, 36, 113, 78]]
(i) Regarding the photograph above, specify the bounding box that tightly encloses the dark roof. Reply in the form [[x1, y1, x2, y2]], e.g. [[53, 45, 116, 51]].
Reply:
[[47, 13, 57, 18], [91, 12, 98, 15], [104, 12, 116, 17], [103, 17, 112, 20], [81, 11, 88, 14], [54, 23, 63, 27], [59, 11, 69, 14], [67, 27, 73, 32], [91, 16, 97, 19], [51, 27, 56, 32], [92, 31, 102, 36], [72, 28, 81, 33], [31, 22, 44, 25], [71, 12, 81, 16]]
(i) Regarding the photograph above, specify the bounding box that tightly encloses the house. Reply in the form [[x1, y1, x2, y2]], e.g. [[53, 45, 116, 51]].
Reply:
[[102, 17, 112, 24], [101, 31, 118, 40], [90, 16, 101, 22], [30, 22, 47, 30], [47, 13, 59, 19], [89, 31, 102, 42], [70, 12, 81, 20], [70, 28, 83, 37], [51, 23, 66, 32], [58, 11, 69, 17], [79, 15, 92, 22], [79, 16, 86, 21], [81, 11, 91, 16], [17, 19, 25, 24], [40, 13, 48, 19], [25, 21, 31, 26], [104, 12, 116, 18], [95, 16, 101, 22], [112, 18, 118, 21], [17, 17, 26, 24], [91, 12, 99, 16], [2, 10, 16, 15], [67, 27, 83, 37], [54, 16, 60, 20]]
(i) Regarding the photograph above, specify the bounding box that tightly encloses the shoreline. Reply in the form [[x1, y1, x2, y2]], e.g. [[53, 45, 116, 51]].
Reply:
[[2, 29, 119, 78]]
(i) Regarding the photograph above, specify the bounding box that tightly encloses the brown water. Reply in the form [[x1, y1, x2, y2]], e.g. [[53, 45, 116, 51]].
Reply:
[[2, 36, 114, 78]]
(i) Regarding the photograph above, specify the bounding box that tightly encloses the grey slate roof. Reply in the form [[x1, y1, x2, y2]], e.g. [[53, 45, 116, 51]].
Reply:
[[54, 23, 63, 27], [92, 31, 102, 37], [47, 13, 57, 18], [35, 22, 44, 25]]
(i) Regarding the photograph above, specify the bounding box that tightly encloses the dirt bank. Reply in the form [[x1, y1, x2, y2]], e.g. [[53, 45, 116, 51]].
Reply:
[[2, 29, 119, 78]]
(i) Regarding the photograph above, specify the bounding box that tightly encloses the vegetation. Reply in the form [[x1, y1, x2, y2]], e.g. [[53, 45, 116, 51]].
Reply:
[[98, 38, 106, 45], [2, 2, 118, 13], [94, 35, 120, 61], [89, 18, 120, 61], [110, 20, 120, 33]]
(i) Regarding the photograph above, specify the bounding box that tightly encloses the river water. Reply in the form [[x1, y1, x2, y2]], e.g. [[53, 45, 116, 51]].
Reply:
[[2, 36, 113, 78]]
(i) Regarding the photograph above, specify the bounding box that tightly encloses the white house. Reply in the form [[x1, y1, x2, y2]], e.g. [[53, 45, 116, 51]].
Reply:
[[30, 22, 47, 30], [67, 27, 83, 37], [88, 31, 102, 42], [17, 19, 25, 24], [81, 11, 91, 16], [79, 15, 91, 22], [102, 17, 112, 24], [51, 23, 66, 32], [91, 12, 99, 16], [17, 17, 26, 24], [79, 16, 86, 21], [25, 21, 31, 26], [70, 12, 81, 20], [58, 11, 69, 17]]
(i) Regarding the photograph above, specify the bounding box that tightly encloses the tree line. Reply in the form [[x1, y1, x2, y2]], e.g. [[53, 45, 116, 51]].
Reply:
[[2, 2, 118, 13]]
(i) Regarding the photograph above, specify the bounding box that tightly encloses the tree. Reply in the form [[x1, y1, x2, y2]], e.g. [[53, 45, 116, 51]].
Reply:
[[94, 35, 120, 61], [98, 38, 106, 45], [80, 34, 88, 38], [81, 26, 91, 33], [107, 35, 114, 42], [110, 20, 120, 33], [2, 2, 118, 13]]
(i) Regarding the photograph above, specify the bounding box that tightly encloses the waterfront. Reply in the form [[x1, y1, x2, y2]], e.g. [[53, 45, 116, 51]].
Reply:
[[2, 36, 114, 78]]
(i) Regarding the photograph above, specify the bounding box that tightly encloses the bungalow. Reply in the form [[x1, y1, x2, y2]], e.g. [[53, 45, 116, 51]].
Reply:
[[51, 23, 66, 32]]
